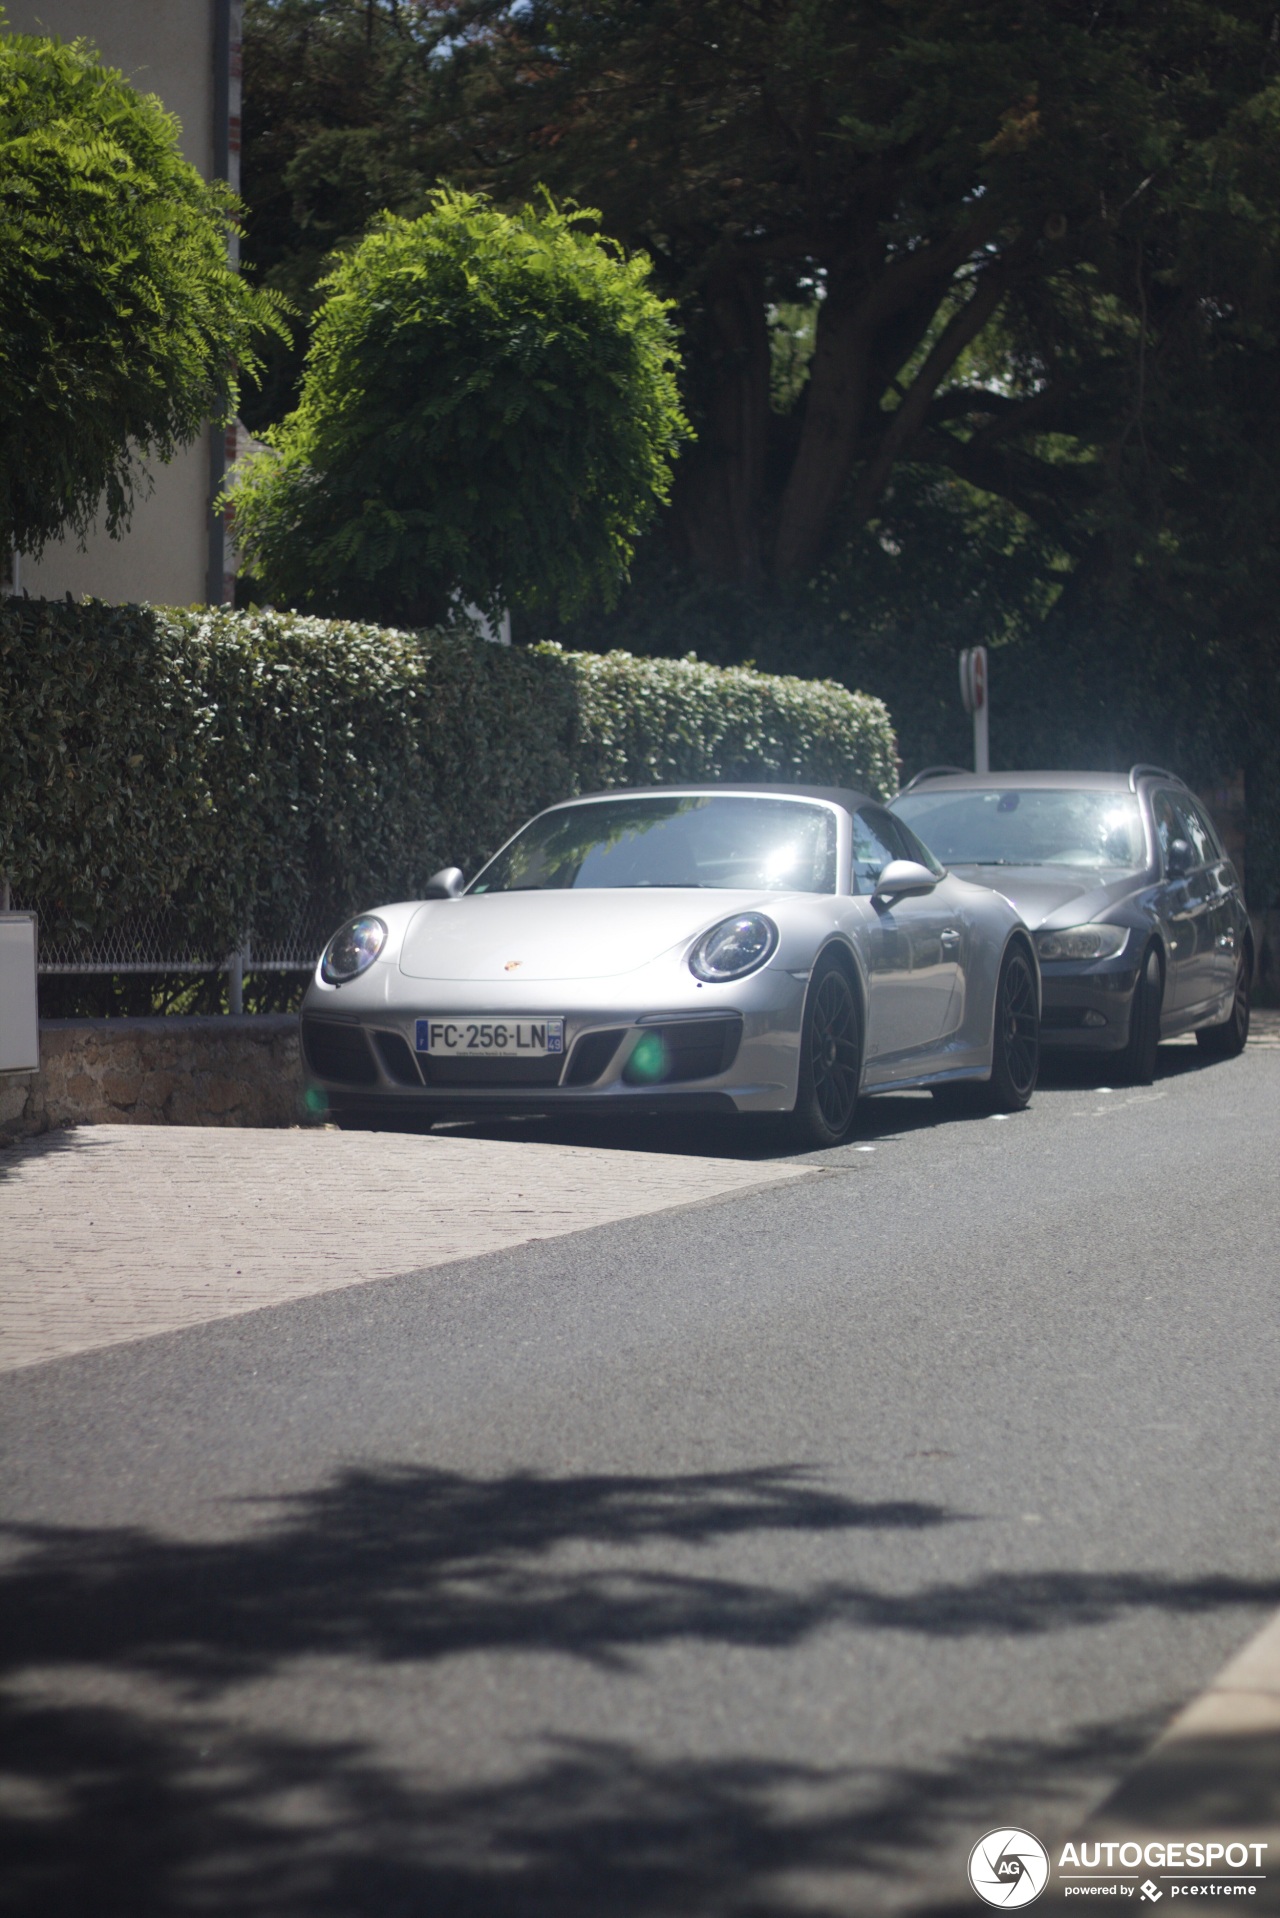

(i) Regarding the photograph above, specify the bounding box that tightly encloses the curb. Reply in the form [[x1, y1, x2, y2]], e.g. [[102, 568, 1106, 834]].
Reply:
[[1048, 1608, 1280, 1908]]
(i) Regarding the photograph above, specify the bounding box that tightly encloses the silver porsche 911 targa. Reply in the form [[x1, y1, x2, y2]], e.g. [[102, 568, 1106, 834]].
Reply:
[[301, 784, 1041, 1147]]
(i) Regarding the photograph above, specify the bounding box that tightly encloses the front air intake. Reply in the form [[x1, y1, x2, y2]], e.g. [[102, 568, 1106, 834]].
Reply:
[[622, 1017, 743, 1086], [373, 1031, 424, 1086], [301, 1017, 379, 1086], [564, 1029, 627, 1086]]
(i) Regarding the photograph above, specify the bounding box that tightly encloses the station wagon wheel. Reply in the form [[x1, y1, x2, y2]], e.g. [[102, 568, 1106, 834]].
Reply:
[[1118, 944, 1162, 1086], [788, 954, 861, 1149], [1196, 946, 1251, 1058], [986, 944, 1040, 1112]]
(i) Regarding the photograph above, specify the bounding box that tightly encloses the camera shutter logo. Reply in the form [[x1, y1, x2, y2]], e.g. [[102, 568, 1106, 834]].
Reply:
[[968, 1828, 1051, 1907]]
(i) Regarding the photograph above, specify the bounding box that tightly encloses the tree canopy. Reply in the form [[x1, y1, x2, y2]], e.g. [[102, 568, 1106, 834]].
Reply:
[[241, 0, 1280, 594], [0, 27, 283, 557], [229, 189, 689, 624]]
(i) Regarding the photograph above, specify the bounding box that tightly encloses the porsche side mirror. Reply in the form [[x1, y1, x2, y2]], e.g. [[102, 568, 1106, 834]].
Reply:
[[1165, 839, 1194, 879], [873, 859, 940, 901], [424, 866, 465, 899]]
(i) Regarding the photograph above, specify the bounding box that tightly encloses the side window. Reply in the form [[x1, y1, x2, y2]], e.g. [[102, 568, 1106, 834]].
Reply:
[[1152, 791, 1181, 866], [852, 808, 900, 890], [1183, 797, 1223, 863], [1171, 795, 1213, 869], [888, 813, 945, 876]]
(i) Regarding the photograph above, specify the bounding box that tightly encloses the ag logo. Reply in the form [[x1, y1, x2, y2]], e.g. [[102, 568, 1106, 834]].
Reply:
[[968, 1828, 1050, 1907]]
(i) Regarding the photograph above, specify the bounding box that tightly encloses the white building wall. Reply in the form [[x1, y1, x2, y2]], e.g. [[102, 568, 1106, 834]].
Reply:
[[8, 0, 230, 607]]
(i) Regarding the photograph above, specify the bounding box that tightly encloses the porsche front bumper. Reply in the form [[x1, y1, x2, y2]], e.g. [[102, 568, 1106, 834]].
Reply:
[[300, 975, 808, 1123]]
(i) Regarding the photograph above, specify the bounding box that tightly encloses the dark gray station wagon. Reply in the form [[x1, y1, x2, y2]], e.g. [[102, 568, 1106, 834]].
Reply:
[[891, 765, 1251, 1084]]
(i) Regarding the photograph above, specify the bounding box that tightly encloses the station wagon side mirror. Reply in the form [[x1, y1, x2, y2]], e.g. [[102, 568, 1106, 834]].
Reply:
[[424, 866, 465, 899], [1165, 839, 1194, 879], [873, 859, 940, 902]]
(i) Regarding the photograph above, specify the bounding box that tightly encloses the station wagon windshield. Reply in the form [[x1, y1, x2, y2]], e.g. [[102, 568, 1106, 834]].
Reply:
[[470, 795, 840, 894], [894, 789, 1146, 872]]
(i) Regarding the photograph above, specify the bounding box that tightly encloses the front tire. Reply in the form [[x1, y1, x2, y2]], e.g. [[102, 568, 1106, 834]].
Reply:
[[1197, 947, 1250, 1058], [986, 943, 1040, 1112], [787, 954, 862, 1149], [1118, 945, 1162, 1086]]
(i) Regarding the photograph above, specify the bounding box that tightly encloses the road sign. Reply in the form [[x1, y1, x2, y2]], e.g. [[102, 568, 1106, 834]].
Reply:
[[958, 646, 990, 772]]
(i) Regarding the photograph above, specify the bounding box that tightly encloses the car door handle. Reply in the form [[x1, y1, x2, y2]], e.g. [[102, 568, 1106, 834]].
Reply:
[[940, 929, 961, 948]]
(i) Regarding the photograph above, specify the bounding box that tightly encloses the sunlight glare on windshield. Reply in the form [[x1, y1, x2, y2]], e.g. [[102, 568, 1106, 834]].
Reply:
[[893, 789, 1146, 871], [470, 796, 840, 893]]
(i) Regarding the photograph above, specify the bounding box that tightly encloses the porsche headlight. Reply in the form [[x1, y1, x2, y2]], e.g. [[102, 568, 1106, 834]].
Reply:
[[321, 914, 387, 984], [689, 913, 779, 982], [1035, 924, 1129, 962]]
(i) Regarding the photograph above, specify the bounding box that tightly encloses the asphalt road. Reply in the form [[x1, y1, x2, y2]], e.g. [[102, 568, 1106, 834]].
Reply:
[[2, 1039, 1279, 1917]]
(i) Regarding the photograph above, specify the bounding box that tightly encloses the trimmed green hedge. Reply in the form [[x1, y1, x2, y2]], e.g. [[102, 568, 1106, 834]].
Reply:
[[0, 599, 896, 955]]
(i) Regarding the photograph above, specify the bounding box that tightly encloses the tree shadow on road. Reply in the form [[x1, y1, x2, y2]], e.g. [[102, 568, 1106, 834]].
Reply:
[[5, 1464, 1277, 1690], [0, 1687, 1162, 1918], [2, 1462, 1276, 1916], [0, 1465, 965, 1688]]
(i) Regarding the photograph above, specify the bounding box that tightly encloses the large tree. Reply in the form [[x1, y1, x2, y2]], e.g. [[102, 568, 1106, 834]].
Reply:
[[0, 28, 283, 556], [241, 0, 1280, 597]]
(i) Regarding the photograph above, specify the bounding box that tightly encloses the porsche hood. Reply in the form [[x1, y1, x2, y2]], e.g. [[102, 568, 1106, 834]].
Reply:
[[397, 889, 776, 982]]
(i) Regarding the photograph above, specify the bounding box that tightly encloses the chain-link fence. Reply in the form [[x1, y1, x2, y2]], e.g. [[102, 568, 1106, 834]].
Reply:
[[8, 892, 333, 1012]]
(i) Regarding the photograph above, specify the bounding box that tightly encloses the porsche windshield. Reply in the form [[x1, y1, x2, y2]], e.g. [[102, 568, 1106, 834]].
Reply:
[[894, 788, 1146, 872], [470, 795, 840, 893]]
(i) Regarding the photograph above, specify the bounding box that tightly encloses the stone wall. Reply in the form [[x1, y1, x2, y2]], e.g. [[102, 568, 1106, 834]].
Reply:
[[0, 1016, 315, 1144]]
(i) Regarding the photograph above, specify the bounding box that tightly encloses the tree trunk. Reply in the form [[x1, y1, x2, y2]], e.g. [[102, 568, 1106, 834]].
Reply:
[[771, 212, 1006, 581], [668, 263, 771, 585], [850, 254, 1021, 523], [770, 266, 876, 583]]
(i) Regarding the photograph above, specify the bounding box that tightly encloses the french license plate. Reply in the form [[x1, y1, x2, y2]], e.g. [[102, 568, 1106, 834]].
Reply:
[[415, 1016, 565, 1057]]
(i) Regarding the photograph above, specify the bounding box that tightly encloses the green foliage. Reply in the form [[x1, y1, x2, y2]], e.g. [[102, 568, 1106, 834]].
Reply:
[[0, 27, 284, 555], [563, 647, 896, 798], [230, 190, 690, 626], [241, 0, 1280, 596], [0, 599, 896, 958]]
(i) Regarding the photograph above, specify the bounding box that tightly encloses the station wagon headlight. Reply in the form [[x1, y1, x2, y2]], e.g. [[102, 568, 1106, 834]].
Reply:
[[321, 914, 387, 983], [1035, 924, 1129, 962], [689, 912, 779, 982]]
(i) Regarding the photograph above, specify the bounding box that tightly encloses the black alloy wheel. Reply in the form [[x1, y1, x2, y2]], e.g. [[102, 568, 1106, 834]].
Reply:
[[1118, 945, 1162, 1086], [985, 944, 1040, 1112], [1197, 948, 1251, 1058], [789, 954, 862, 1149]]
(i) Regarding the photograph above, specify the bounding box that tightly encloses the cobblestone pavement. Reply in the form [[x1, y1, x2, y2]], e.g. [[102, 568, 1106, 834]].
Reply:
[[0, 1126, 814, 1374], [1165, 1006, 1280, 1046], [1246, 1006, 1280, 1045]]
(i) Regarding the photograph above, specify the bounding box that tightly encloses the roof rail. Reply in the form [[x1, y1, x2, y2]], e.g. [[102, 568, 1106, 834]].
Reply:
[[1128, 764, 1182, 792], [900, 765, 971, 793]]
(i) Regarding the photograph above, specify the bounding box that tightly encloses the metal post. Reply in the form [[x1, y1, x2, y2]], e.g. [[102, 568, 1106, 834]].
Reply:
[[959, 646, 990, 774], [227, 935, 249, 1015]]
